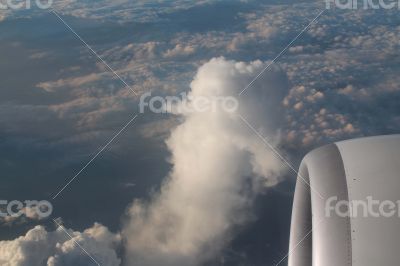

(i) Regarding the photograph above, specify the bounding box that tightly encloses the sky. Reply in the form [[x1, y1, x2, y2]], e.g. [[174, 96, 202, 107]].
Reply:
[[0, 0, 399, 265]]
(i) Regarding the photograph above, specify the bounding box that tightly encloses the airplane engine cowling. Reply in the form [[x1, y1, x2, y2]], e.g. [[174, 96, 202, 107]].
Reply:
[[289, 135, 400, 266]]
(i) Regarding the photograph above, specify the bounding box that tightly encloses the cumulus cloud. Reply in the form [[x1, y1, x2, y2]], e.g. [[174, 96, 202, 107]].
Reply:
[[0, 222, 121, 266], [163, 44, 197, 58], [52, 0, 216, 23], [37, 73, 104, 92], [0, 57, 289, 266], [122, 57, 288, 265]]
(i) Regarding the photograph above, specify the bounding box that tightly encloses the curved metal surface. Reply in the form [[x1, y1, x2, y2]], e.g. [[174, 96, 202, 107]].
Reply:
[[289, 135, 400, 266]]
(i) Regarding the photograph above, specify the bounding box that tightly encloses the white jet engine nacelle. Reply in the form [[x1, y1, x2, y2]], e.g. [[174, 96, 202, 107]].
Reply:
[[289, 135, 400, 266]]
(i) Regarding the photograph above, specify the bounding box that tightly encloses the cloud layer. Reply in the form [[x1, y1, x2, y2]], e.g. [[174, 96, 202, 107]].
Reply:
[[1, 1, 400, 265]]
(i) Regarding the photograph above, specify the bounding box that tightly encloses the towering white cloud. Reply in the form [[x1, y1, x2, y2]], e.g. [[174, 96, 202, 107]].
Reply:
[[123, 57, 288, 265], [0, 57, 288, 266]]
